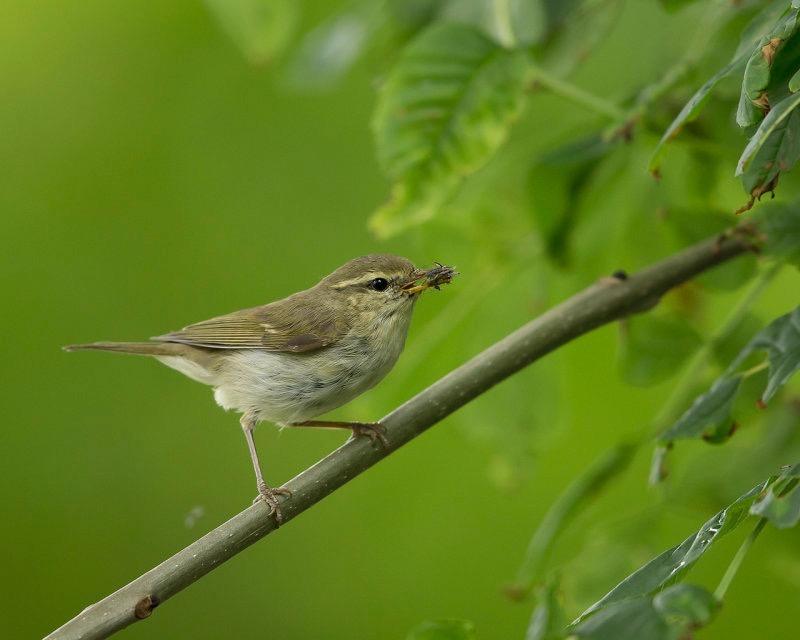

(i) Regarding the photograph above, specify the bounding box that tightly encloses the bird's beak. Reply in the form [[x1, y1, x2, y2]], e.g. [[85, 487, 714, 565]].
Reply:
[[401, 264, 457, 295]]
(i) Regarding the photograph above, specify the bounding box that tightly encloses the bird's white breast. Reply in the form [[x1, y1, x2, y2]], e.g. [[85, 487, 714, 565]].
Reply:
[[210, 308, 413, 425]]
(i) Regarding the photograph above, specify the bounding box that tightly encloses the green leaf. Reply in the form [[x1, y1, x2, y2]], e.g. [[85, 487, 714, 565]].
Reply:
[[370, 23, 530, 238], [407, 620, 476, 640], [790, 65, 800, 91], [204, 0, 298, 64], [577, 478, 769, 621], [657, 306, 800, 469], [735, 306, 800, 403], [571, 584, 719, 640], [658, 376, 742, 443], [571, 598, 673, 640], [649, 59, 744, 175], [750, 463, 800, 528], [652, 584, 720, 629], [736, 90, 800, 175], [736, 7, 800, 125], [653, 4, 800, 172], [618, 315, 703, 387]]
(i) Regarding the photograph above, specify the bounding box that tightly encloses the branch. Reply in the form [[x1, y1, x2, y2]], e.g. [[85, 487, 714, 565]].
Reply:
[[46, 227, 756, 640]]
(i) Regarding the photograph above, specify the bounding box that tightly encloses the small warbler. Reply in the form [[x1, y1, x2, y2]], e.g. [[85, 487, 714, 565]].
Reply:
[[66, 255, 456, 522]]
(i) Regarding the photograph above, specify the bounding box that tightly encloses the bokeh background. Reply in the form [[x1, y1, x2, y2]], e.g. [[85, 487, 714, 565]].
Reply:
[[2, 1, 799, 638]]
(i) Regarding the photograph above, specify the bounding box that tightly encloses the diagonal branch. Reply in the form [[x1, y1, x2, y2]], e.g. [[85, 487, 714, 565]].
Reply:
[[46, 227, 757, 640]]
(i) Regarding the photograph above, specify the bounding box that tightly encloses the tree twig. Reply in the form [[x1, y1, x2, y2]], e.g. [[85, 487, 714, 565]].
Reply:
[[45, 227, 756, 640]]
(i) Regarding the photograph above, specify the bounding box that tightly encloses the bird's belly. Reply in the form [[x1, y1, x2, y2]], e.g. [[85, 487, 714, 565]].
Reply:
[[213, 338, 403, 425]]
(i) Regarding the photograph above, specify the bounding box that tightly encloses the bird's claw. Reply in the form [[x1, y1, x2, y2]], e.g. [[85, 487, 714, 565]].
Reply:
[[253, 483, 292, 525], [351, 422, 389, 449]]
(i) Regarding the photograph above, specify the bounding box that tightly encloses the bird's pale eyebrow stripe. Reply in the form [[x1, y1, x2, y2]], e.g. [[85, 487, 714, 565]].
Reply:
[[330, 272, 390, 289]]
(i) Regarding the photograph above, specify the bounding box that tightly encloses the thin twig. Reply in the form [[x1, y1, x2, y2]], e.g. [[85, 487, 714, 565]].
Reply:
[[45, 227, 756, 640]]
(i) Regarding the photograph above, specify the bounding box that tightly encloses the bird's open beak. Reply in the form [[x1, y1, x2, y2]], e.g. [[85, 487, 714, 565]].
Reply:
[[401, 263, 457, 295]]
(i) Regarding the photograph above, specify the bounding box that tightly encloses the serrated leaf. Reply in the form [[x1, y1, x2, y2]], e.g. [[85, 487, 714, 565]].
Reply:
[[370, 23, 530, 238], [735, 306, 800, 402], [618, 315, 702, 387], [407, 620, 476, 640], [649, 59, 744, 174], [577, 479, 769, 621], [204, 0, 298, 64], [659, 376, 742, 443], [750, 463, 800, 527]]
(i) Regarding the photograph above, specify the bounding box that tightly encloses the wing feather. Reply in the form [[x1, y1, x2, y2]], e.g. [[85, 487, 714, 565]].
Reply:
[[152, 293, 348, 353]]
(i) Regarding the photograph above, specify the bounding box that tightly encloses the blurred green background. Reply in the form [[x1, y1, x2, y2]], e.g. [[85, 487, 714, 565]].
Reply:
[[2, 1, 799, 638]]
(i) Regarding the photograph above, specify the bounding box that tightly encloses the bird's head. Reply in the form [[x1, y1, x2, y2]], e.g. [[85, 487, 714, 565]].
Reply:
[[318, 254, 456, 325]]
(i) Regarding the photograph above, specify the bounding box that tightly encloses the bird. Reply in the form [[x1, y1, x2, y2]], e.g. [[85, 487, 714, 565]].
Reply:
[[65, 255, 456, 523]]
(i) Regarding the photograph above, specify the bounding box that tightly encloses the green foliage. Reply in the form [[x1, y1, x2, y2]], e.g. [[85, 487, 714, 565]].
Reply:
[[9, 2, 800, 639], [651, 0, 800, 206], [660, 375, 742, 443], [577, 479, 766, 620], [569, 584, 719, 640], [563, 464, 800, 638], [736, 92, 800, 203], [659, 306, 800, 452], [649, 59, 744, 176], [370, 22, 530, 238], [407, 620, 477, 640], [750, 463, 800, 527]]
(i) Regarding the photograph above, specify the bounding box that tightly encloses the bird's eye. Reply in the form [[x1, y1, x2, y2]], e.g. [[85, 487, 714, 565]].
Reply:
[[369, 277, 390, 292]]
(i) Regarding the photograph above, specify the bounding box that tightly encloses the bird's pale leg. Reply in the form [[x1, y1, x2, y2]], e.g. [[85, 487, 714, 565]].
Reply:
[[290, 420, 389, 448], [240, 412, 291, 524]]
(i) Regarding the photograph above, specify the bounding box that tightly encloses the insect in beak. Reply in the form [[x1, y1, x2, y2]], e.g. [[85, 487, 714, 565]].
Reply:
[[401, 263, 457, 295]]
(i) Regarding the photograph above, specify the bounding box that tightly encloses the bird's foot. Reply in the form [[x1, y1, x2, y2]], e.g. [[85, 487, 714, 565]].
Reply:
[[253, 482, 292, 525], [350, 422, 389, 449]]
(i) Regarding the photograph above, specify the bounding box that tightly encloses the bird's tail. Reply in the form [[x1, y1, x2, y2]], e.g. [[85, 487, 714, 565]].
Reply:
[[63, 341, 189, 357]]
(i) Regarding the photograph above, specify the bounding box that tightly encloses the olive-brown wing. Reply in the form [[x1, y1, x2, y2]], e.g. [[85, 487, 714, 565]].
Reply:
[[151, 294, 349, 353]]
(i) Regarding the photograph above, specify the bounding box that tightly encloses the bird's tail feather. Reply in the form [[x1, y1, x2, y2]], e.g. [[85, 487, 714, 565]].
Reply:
[[63, 341, 188, 356]]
